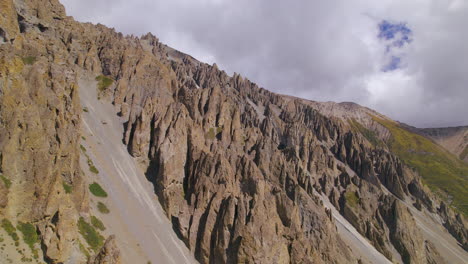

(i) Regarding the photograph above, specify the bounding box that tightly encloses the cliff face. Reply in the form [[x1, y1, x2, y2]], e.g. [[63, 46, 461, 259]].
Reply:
[[0, 0, 87, 262], [0, 0, 466, 263], [99, 30, 465, 262]]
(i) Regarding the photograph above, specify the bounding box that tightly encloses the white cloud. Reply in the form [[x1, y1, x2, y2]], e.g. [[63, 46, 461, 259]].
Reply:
[[61, 0, 468, 127]]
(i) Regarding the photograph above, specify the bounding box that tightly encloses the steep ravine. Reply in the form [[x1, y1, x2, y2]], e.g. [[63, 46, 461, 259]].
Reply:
[[79, 74, 196, 264], [0, 0, 467, 263]]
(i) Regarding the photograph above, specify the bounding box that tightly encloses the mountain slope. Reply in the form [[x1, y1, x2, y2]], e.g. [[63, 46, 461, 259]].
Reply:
[[406, 125, 468, 163], [373, 117, 468, 215], [79, 74, 196, 263], [0, 0, 467, 264], [0, 0, 87, 262], [305, 101, 468, 216]]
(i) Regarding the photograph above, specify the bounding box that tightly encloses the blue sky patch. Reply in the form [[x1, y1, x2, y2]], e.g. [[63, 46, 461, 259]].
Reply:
[[378, 20, 412, 41], [382, 56, 401, 72], [378, 20, 412, 71]]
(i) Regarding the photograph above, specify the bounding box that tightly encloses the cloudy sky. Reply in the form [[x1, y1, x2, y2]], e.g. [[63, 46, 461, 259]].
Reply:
[[61, 0, 467, 127]]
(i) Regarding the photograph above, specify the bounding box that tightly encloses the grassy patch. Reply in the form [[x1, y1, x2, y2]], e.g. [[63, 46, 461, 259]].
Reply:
[[0, 174, 11, 189], [77, 217, 104, 251], [205, 127, 223, 140], [22, 56, 36, 65], [82, 149, 99, 174], [79, 241, 90, 258], [1, 219, 19, 242], [205, 128, 216, 140], [95, 75, 113, 92], [89, 182, 108, 198], [63, 182, 72, 194], [17, 222, 39, 258], [348, 119, 383, 147], [89, 165, 99, 174], [86, 155, 99, 174], [90, 216, 105, 231], [373, 116, 468, 215], [345, 191, 359, 208], [97, 202, 110, 214]]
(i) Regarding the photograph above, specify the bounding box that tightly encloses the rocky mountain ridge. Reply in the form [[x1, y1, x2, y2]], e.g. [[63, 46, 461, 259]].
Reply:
[[0, 0, 466, 263]]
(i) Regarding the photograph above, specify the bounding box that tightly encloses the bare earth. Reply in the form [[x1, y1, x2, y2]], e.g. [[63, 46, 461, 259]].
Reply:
[[319, 193, 392, 264], [79, 74, 197, 264]]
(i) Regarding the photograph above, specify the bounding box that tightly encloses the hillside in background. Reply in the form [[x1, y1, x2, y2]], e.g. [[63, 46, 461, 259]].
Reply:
[[373, 119, 468, 215], [404, 125, 468, 163]]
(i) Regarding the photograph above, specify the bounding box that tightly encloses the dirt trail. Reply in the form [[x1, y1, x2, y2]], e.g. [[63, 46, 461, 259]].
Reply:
[[79, 75, 197, 264]]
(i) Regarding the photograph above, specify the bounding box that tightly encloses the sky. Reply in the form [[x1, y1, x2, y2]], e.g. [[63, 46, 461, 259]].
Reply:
[[61, 0, 468, 128]]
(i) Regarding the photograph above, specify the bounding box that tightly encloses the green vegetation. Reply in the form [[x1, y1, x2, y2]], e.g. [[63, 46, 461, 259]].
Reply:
[[63, 182, 72, 194], [373, 116, 468, 215], [345, 191, 359, 208], [79, 241, 90, 258], [205, 128, 216, 140], [460, 145, 468, 161], [77, 217, 104, 251], [97, 202, 110, 214], [95, 75, 113, 91], [0, 174, 12, 189], [17, 222, 39, 258], [83, 107, 89, 113], [22, 56, 36, 65], [89, 182, 108, 198], [81, 146, 100, 174], [205, 127, 223, 140], [348, 119, 383, 147], [89, 165, 99, 174], [86, 155, 99, 174], [90, 216, 105, 231], [17, 222, 38, 248], [20, 256, 34, 262], [1, 219, 19, 242], [82, 136, 87, 140]]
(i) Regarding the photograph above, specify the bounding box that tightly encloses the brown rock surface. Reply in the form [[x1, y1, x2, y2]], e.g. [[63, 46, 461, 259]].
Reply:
[[88, 235, 121, 264], [0, 2, 87, 262]]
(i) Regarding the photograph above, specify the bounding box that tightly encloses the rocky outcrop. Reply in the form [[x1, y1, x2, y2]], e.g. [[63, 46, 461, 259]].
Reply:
[[84, 32, 361, 262], [0, 5, 87, 264], [379, 197, 433, 264], [94, 31, 455, 262], [438, 202, 468, 250], [0, 0, 93, 262], [88, 235, 121, 264]]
